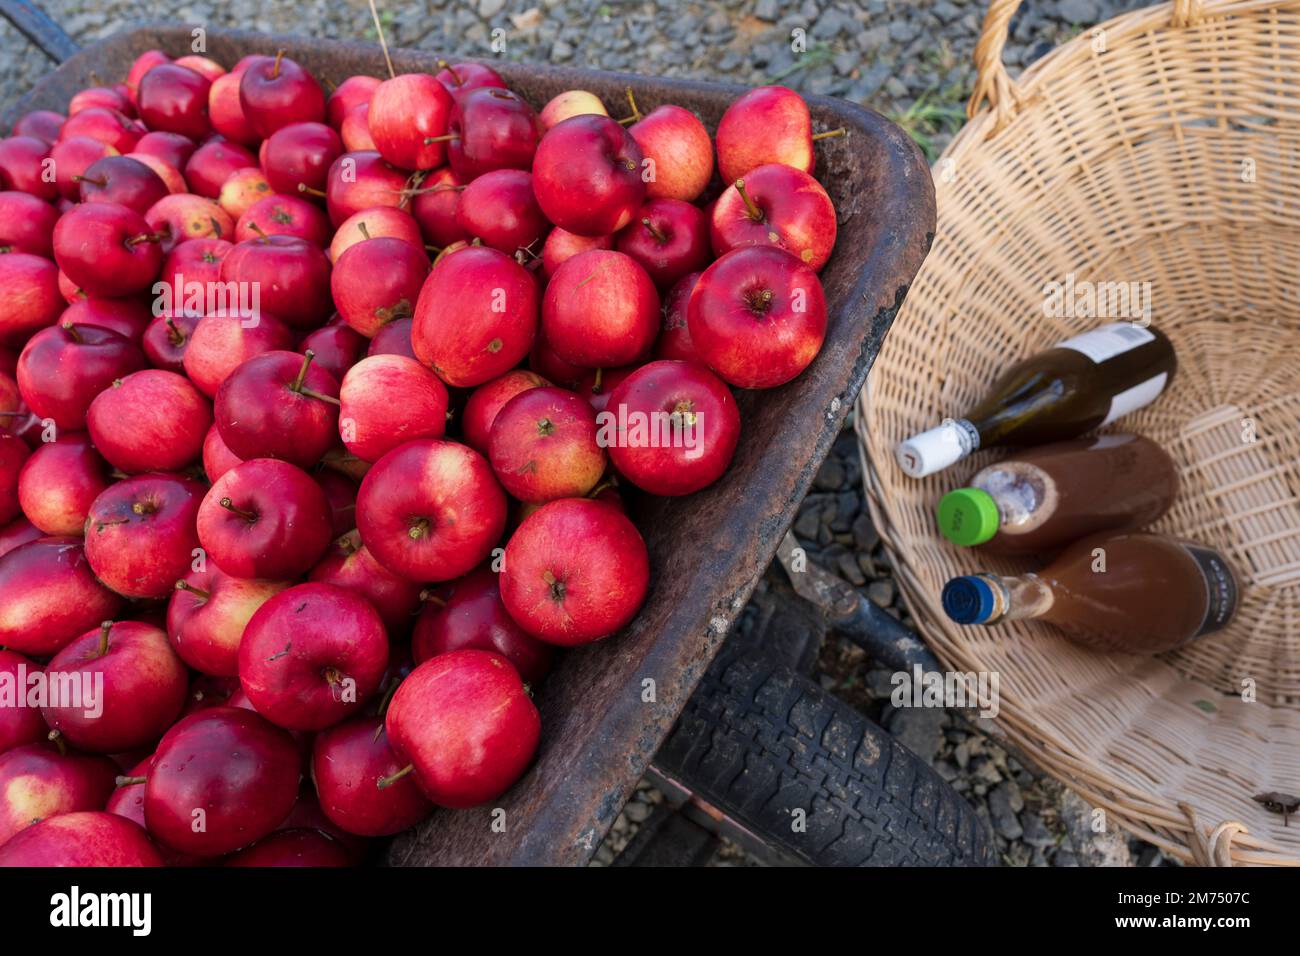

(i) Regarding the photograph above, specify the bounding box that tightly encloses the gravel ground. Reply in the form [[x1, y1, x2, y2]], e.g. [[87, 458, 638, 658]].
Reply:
[[2, 0, 1164, 867]]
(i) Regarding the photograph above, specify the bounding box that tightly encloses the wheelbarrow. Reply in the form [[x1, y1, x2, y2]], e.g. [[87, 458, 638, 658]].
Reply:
[[0, 0, 991, 865]]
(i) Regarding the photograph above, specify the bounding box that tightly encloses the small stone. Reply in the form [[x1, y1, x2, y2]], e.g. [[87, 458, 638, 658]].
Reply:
[[794, 508, 821, 540], [988, 784, 1023, 840], [865, 668, 897, 698], [753, 0, 779, 21], [1057, 0, 1102, 24], [1021, 813, 1056, 849], [884, 77, 909, 99], [1054, 849, 1079, 867], [954, 741, 970, 769], [866, 579, 894, 608], [479, 0, 506, 18], [888, 20, 918, 43], [624, 800, 651, 824], [813, 456, 844, 490], [855, 25, 890, 52], [838, 552, 866, 586], [550, 40, 574, 61], [883, 704, 946, 766]]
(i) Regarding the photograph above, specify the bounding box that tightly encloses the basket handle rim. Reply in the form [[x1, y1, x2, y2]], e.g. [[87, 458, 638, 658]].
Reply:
[[967, 0, 1204, 135]]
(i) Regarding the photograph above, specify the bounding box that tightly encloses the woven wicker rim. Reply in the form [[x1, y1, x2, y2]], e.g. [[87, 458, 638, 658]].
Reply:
[[859, 0, 1300, 865]]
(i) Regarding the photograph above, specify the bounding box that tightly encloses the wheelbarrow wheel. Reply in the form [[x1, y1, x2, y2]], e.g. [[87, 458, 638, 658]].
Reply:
[[655, 642, 995, 866]]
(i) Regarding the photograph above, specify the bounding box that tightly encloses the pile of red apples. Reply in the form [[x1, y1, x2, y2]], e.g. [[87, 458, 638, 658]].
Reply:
[[0, 46, 841, 867]]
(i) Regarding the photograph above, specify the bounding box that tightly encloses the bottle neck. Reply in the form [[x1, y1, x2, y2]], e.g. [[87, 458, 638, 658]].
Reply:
[[973, 463, 1050, 531], [987, 573, 1055, 623]]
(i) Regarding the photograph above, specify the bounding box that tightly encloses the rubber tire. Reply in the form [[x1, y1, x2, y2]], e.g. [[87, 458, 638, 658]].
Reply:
[[656, 643, 995, 866]]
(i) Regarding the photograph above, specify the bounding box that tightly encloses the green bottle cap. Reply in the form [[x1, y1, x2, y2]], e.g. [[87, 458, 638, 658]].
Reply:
[[936, 488, 1001, 547]]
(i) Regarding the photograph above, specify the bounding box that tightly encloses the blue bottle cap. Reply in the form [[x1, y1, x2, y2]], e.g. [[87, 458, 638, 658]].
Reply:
[[942, 575, 998, 625]]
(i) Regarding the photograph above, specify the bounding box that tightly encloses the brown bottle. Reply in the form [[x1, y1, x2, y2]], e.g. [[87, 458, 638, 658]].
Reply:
[[935, 434, 1179, 555], [897, 323, 1177, 477], [941, 532, 1239, 654]]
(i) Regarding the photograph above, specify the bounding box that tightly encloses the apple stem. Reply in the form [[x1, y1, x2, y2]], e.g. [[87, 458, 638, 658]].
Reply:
[[60, 322, 82, 344], [377, 763, 415, 790], [811, 127, 848, 142], [219, 497, 257, 522], [404, 184, 464, 196], [373, 679, 401, 730], [587, 476, 618, 498], [423, 134, 458, 144], [47, 730, 66, 756], [271, 48, 285, 80], [301, 388, 341, 406], [357, 221, 372, 241], [591, 367, 604, 392], [174, 579, 210, 601], [165, 316, 185, 346], [437, 59, 462, 86], [424, 244, 442, 254], [641, 218, 668, 243], [72, 174, 107, 187], [297, 183, 328, 198], [291, 349, 315, 392], [115, 775, 146, 787], [617, 86, 641, 125], [247, 221, 272, 243], [96, 619, 114, 656], [542, 569, 566, 602], [367, 0, 396, 79], [734, 179, 763, 222], [124, 231, 163, 248], [408, 517, 431, 540]]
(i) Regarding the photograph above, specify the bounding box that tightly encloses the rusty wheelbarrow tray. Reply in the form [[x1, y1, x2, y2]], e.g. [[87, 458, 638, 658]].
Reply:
[[2, 21, 936, 866]]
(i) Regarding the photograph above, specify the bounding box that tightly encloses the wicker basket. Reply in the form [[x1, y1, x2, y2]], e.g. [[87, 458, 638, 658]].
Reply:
[[858, 0, 1300, 865]]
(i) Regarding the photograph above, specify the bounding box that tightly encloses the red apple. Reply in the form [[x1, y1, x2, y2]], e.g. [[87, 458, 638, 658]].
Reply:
[[0, 538, 124, 656], [329, 237, 428, 339], [217, 166, 272, 220], [0, 811, 161, 866], [12, 109, 65, 144], [184, 137, 258, 198], [299, 323, 366, 384], [208, 72, 257, 146], [196, 458, 333, 579], [124, 49, 171, 104], [409, 166, 467, 248], [603, 359, 739, 495], [339, 103, 377, 152], [215, 350, 339, 468], [539, 89, 607, 130], [49, 136, 116, 201], [411, 245, 538, 387], [57, 297, 149, 343], [325, 151, 409, 226], [124, 150, 186, 193], [59, 108, 140, 154], [311, 713, 433, 836], [315, 467, 358, 536], [0, 252, 62, 346], [629, 104, 714, 202], [224, 827, 352, 866], [169, 567, 291, 677], [0, 433, 25, 526], [338, 355, 447, 462], [455, 169, 547, 255], [715, 85, 815, 182], [487, 386, 605, 502], [235, 194, 331, 246], [0, 135, 58, 200], [327, 75, 381, 127], [687, 245, 827, 388], [367, 317, 415, 359], [540, 226, 612, 279], [385, 649, 539, 808], [433, 61, 506, 99], [368, 73, 454, 171], [17, 432, 108, 535], [219, 234, 332, 329], [329, 206, 423, 261], [82, 474, 205, 600], [308, 529, 423, 638], [412, 565, 552, 682], [201, 421, 242, 481], [461, 369, 549, 454], [615, 197, 711, 288], [654, 271, 702, 362], [137, 63, 213, 139], [144, 192, 234, 251], [356, 438, 506, 582], [183, 310, 294, 397], [86, 369, 212, 474], [42, 620, 187, 752], [238, 52, 326, 139], [0, 190, 59, 256], [0, 746, 119, 845], [532, 114, 645, 236], [0, 517, 41, 557], [500, 497, 649, 645], [263, 121, 343, 197], [73, 154, 165, 213], [17, 323, 145, 430], [239, 582, 388, 730], [133, 129, 196, 169], [53, 202, 163, 296], [446, 87, 541, 180], [0, 649, 47, 752], [710, 163, 837, 271], [157, 236, 233, 309], [143, 707, 300, 856], [542, 249, 659, 367], [142, 311, 202, 371]]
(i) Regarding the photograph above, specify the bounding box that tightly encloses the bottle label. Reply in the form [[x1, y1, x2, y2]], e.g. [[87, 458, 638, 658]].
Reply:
[[1182, 544, 1239, 641], [1100, 372, 1168, 426], [1056, 323, 1155, 364]]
